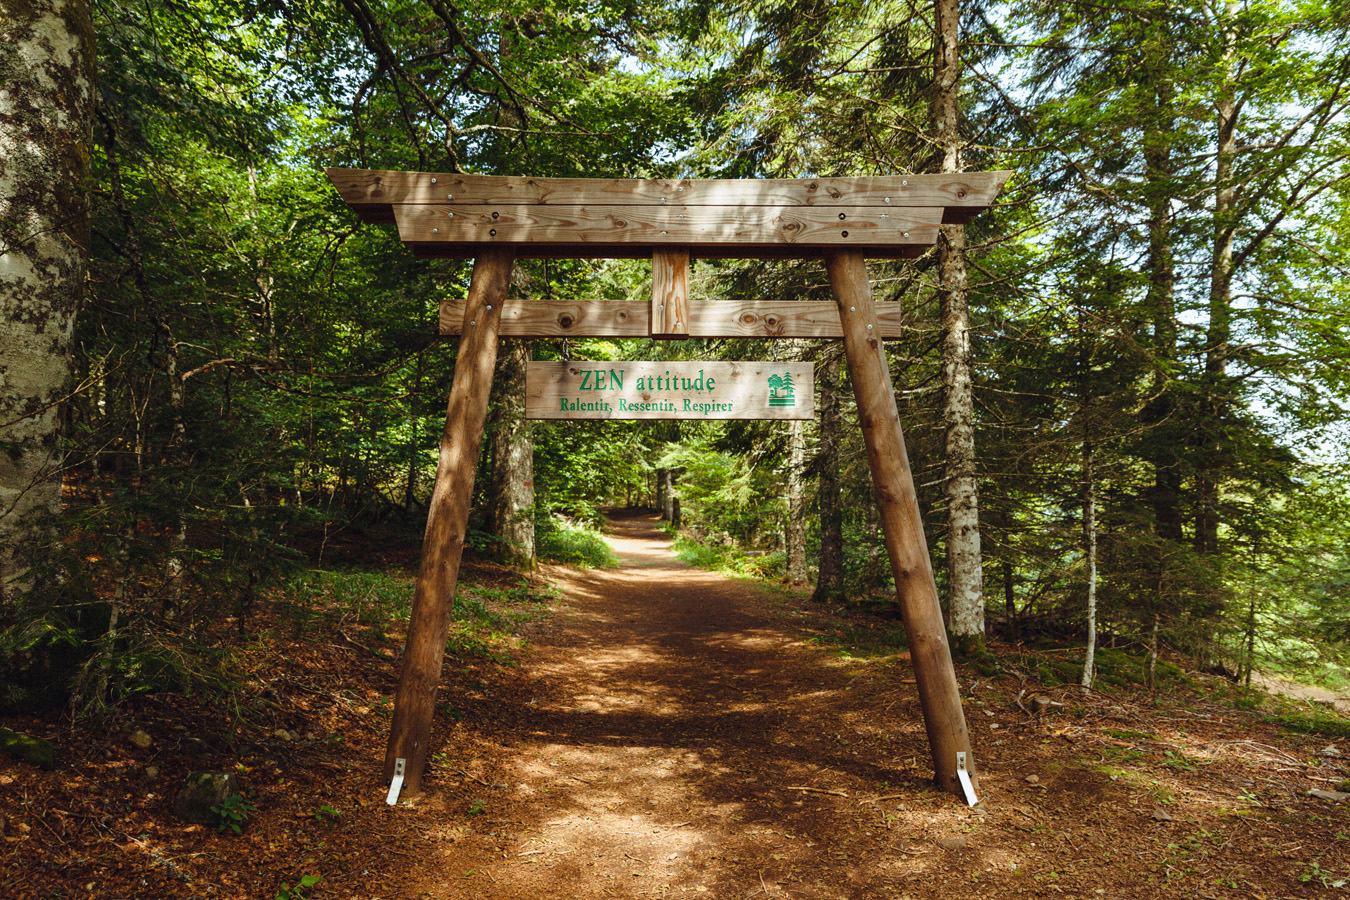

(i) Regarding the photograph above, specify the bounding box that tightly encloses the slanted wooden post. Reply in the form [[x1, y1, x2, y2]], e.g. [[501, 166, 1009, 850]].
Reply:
[[385, 248, 515, 795], [825, 249, 977, 800]]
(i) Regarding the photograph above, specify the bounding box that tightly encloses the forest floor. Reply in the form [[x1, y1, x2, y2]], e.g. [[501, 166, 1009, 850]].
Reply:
[[4, 510, 1350, 899]]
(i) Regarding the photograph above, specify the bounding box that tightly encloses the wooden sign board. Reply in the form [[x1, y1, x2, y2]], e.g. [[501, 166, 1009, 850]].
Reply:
[[526, 361, 814, 420]]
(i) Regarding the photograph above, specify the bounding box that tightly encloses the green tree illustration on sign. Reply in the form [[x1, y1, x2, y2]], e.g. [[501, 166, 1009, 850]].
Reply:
[[768, 373, 796, 406]]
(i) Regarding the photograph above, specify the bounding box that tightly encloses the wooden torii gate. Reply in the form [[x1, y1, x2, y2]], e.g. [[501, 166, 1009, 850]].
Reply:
[[327, 167, 1010, 802]]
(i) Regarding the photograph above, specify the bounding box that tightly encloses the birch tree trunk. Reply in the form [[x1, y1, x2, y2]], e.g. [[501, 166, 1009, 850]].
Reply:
[[933, 0, 984, 648], [486, 337, 535, 569], [811, 353, 844, 603], [0, 0, 96, 599], [1081, 440, 1098, 689], [785, 417, 808, 586]]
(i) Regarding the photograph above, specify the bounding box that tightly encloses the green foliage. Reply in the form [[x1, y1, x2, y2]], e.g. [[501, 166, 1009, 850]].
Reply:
[[1264, 709, 1350, 740], [671, 535, 783, 580], [285, 571, 413, 627], [8, 0, 1348, 720], [537, 517, 618, 569], [660, 435, 785, 548], [312, 804, 341, 822], [211, 793, 257, 835], [275, 875, 323, 900]]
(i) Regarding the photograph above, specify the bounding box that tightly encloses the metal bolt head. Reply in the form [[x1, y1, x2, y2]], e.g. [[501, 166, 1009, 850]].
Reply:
[[902, 179, 908, 186], [486, 304, 493, 310], [885, 196, 891, 203], [675, 321, 682, 328], [432, 227, 439, 233], [850, 306, 856, 311], [903, 232, 909, 238], [490, 228, 497, 236], [838, 212, 846, 220], [867, 324, 873, 330], [470, 320, 476, 326], [431, 177, 437, 184], [447, 193, 453, 200]]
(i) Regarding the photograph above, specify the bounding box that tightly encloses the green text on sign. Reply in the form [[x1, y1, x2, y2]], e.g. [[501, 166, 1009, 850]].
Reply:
[[525, 361, 814, 420]]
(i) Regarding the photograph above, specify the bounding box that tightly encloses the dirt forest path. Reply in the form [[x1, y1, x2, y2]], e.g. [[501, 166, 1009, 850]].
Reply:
[[401, 510, 978, 899], [391, 511, 1348, 900]]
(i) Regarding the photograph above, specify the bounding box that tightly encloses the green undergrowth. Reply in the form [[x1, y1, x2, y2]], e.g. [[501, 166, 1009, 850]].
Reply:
[[537, 517, 618, 568], [283, 568, 551, 666], [806, 619, 910, 660], [671, 534, 783, 579], [1009, 646, 1188, 690], [1262, 702, 1350, 740]]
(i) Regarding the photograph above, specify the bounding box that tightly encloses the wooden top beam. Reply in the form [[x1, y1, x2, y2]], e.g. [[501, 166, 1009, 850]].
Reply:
[[390, 203, 942, 255], [326, 168, 1010, 227]]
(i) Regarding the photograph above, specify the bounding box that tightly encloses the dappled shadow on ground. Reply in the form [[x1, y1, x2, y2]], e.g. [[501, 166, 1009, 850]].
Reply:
[[404, 512, 946, 899], [395, 513, 1350, 900], [5, 511, 1348, 899]]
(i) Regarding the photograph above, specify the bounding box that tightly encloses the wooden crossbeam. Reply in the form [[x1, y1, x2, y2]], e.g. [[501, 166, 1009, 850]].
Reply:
[[328, 168, 1010, 224], [438, 296, 906, 339], [390, 204, 942, 256]]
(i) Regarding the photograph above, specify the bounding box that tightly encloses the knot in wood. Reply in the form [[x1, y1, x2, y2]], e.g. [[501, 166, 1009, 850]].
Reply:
[[558, 314, 575, 329]]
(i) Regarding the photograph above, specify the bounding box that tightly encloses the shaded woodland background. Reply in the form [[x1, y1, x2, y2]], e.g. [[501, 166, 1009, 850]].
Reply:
[[4, 0, 1350, 716]]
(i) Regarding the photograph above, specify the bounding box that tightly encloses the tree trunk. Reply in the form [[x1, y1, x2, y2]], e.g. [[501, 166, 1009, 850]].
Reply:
[[1081, 440, 1098, 690], [1197, 0, 1240, 557], [655, 467, 668, 517], [786, 418, 808, 585], [933, 0, 984, 651], [0, 0, 96, 598], [812, 353, 844, 603], [1242, 593, 1257, 687], [1143, 81, 1183, 545], [485, 337, 535, 569], [1147, 612, 1160, 692], [405, 352, 426, 511]]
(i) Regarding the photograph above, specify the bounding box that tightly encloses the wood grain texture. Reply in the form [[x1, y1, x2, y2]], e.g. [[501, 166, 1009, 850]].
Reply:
[[385, 248, 515, 796], [392, 204, 941, 250], [439, 297, 905, 339], [526, 361, 813, 420], [441, 296, 649, 337], [652, 249, 690, 337], [685, 299, 904, 339], [405, 241, 931, 261], [825, 249, 976, 800], [327, 167, 1011, 215]]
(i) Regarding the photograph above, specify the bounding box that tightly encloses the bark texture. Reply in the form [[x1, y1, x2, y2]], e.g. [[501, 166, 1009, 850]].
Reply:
[[811, 353, 844, 603], [486, 337, 535, 569], [933, 0, 985, 645], [0, 0, 96, 598], [1198, 0, 1240, 558], [785, 417, 808, 585]]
